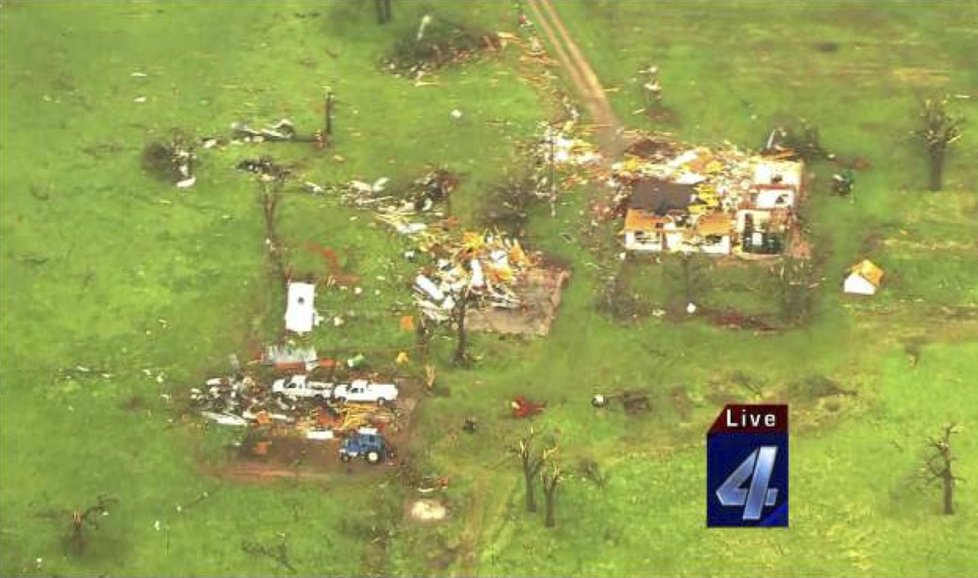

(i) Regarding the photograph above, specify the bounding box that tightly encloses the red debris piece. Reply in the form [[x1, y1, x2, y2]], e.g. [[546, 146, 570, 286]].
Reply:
[[510, 395, 546, 419]]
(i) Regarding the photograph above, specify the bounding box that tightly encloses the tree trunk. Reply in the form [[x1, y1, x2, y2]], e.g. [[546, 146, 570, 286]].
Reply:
[[261, 184, 287, 282], [544, 487, 556, 527], [453, 292, 468, 366], [943, 473, 954, 515], [324, 92, 334, 136], [524, 471, 537, 512], [681, 256, 691, 305], [375, 0, 391, 24], [928, 152, 944, 192]]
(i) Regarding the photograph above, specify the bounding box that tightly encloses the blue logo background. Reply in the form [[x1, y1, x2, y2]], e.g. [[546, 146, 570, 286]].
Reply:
[[707, 431, 789, 527]]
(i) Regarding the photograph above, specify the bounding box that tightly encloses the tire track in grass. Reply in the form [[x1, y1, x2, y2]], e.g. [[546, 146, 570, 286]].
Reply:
[[527, 0, 625, 159]]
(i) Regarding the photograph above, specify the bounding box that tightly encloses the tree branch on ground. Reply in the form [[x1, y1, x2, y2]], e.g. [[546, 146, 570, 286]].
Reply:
[[242, 534, 297, 574]]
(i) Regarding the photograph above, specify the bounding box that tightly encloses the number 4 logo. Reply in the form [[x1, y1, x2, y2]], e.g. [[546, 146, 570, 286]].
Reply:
[[716, 446, 779, 521]]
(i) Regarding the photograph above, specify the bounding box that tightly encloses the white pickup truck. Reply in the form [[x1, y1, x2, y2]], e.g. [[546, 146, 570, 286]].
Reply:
[[332, 379, 399, 405], [272, 374, 334, 400]]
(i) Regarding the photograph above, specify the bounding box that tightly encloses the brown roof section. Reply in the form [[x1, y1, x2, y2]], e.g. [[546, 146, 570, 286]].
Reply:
[[695, 212, 732, 236], [623, 209, 669, 232], [629, 179, 698, 215]]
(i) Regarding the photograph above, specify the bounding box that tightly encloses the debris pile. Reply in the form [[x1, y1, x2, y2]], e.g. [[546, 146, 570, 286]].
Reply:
[[310, 169, 459, 241], [236, 157, 292, 182], [610, 131, 806, 258], [141, 132, 197, 188], [413, 231, 536, 322], [231, 119, 297, 143], [510, 395, 546, 418], [537, 122, 602, 167], [383, 15, 501, 79], [610, 144, 756, 214], [188, 372, 403, 442], [260, 344, 336, 372]]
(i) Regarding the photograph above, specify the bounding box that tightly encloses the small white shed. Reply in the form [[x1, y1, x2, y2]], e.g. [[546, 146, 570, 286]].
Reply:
[[844, 260, 884, 296], [285, 282, 322, 334]]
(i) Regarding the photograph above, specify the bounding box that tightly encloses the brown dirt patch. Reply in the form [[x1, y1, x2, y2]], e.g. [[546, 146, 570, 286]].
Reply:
[[467, 266, 570, 336]]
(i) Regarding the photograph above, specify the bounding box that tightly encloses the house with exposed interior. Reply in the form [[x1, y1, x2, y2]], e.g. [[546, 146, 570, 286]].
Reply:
[[620, 152, 804, 257]]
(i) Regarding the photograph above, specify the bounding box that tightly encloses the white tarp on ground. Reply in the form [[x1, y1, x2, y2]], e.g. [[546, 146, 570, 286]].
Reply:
[[285, 282, 322, 334]]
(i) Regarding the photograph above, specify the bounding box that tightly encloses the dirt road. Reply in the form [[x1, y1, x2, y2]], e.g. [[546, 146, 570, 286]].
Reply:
[[526, 0, 626, 159]]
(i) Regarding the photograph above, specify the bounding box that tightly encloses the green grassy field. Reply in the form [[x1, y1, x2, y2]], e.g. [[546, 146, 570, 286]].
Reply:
[[3, 1, 977, 576]]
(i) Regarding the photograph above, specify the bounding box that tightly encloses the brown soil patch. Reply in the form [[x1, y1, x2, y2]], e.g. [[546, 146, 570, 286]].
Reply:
[[467, 266, 570, 336]]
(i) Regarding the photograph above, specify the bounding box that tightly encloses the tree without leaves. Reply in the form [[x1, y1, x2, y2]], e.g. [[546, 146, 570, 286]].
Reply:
[[913, 96, 963, 191], [451, 287, 471, 367], [374, 0, 392, 24], [920, 423, 962, 515], [667, 251, 712, 308], [259, 180, 288, 283], [769, 258, 817, 325], [323, 90, 336, 138], [540, 450, 563, 528], [39, 495, 118, 555], [510, 429, 548, 513]]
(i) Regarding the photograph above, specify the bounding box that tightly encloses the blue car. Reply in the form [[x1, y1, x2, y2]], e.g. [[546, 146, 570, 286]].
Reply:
[[339, 433, 392, 465]]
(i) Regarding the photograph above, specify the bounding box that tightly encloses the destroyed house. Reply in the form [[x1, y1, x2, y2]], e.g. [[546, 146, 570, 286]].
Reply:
[[617, 149, 804, 257], [623, 179, 734, 254], [734, 158, 804, 255], [629, 179, 698, 215]]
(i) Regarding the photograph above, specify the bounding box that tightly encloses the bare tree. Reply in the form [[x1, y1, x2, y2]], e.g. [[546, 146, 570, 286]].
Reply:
[[374, 0, 392, 24], [913, 96, 963, 192], [669, 250, 711, 308], [452, 287, 472, 367], [920, 423, 962, 515], [39, 495, 118, 555], [769, 258, 817, 325], [510, 429, 547, 513], [259, 180, 288, 283], [540, 451, 563, 528], [324, 90, 335, 137]]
